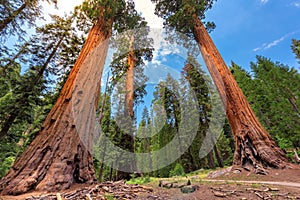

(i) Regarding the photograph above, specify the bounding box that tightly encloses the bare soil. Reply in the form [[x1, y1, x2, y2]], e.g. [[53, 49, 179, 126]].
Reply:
[[1, 165, 300, 200]]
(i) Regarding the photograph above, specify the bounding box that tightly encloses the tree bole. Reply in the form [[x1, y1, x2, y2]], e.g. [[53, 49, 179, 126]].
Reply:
[[0, 10, 113, 195], [192, 15, 288, 170]]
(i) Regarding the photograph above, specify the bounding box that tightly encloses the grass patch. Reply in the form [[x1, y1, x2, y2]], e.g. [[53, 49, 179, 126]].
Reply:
[[104, 193, 115, 200], [126, 176, 153, 185], [251, 183, 261, 188]]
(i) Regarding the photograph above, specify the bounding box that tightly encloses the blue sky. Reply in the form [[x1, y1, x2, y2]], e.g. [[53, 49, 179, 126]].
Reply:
[[43, 0, 300, 72], [36, 0, 300, 124], [205, 0, 300, 70]]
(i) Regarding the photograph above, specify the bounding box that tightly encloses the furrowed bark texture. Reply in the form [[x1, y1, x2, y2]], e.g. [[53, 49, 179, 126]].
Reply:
[[125, 35, 135, 119], [0, 10, 113, 195], [192, 15, 288, 170]]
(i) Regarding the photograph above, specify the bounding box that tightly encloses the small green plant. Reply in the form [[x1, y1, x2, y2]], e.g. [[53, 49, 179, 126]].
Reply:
[[104, 193, 114, 200], [251, 183, 261, 188], [169, 163, 185, 177], [126, 176, 152, 185]]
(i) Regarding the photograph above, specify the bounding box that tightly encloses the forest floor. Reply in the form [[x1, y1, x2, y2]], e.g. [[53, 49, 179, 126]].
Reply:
[[1, 164, 300, 200]]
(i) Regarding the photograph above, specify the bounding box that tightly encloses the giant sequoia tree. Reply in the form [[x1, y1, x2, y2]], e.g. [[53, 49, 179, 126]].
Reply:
[[0, 0, 133, 195], [152, 0, 289, 171]]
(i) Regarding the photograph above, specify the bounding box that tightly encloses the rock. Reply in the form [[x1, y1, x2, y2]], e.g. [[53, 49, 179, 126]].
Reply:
[[269, 187, 279, 191], [158, 180, 173, 188], [213, 191, 227, 197], [180, 185, 199, 194], [172, 183, 185, 188], [207, 166, 233, 178], [233, 169, 242, 174]]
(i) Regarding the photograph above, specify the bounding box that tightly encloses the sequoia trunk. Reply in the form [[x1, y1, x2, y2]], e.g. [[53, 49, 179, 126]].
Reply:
[[192, 15, 288, 171], [125, 35, 135, 119], [0, 10, 113, 195]]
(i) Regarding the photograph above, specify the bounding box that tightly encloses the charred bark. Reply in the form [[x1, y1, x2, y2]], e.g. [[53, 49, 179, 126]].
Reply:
[[192, 15, 288, 171], [0, 10, 113, 195]]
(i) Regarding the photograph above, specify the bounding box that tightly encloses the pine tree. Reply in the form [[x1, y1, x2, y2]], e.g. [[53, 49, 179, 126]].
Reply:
[[0, 0, 57, 40], [291, 39, 300, 64], [106, 3, 152, 179], [232, 57, 300, 149], [0, 15, 80, 140]]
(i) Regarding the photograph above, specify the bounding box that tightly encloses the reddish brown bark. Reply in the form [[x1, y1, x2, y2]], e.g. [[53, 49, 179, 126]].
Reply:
[[0, 9, 113, 195], [125, 35, 135, 119], [192, 15, 288, 171]]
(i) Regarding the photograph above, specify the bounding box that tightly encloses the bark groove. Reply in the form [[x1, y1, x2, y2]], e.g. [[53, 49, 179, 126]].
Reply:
[[0, 10, 113, 195], [192, 15, 288, 171]]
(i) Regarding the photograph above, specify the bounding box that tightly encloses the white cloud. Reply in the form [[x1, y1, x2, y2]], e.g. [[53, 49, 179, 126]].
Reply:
[[253, 36, 285, 52], [134, 0, 163, 28], [260, 0, 269, 4], [290, 1, 300, 8], [253, 30, 299, 52], [42, 0, 83, 17]]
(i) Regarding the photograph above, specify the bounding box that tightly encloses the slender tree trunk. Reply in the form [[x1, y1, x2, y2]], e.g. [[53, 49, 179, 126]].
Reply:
[[109, 167, 113, 181], [0, 3, 27, 33], [288, 97, 299, 114], [192, 15, 288, 171], [0, 10, 113, 195], [207, 151, 215, 169], [0, 35, 65, 140], [125, 35, 135, 119], [214, 145, 224, 168]]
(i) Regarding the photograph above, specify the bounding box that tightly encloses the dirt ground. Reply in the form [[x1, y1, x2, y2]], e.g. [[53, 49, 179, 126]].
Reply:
[[138, 165, 300, 199], [1, 165, 300, 200]]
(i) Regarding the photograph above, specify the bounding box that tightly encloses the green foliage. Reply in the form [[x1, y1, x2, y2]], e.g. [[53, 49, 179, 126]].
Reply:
[[291, 39, 300, 64], [0, 156, 15, 178], [126, 176, 152, 185], [216, 130, 234, 166], [0, 13, 81, 178], [104, 194, 114, 200], [151, 0, 216, 36], [0, 0, 57, 41], [231, 57, 300, 149], [275, 135, 293, 150], [169, 163, 185, 177]]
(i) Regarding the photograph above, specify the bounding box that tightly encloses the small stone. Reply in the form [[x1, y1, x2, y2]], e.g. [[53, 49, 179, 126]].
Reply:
[[233, 169, 242, 174], [102, 186, 109, 191], [181, 185, 199, 194], [213, 191, 227, 197], [269, 187, 279, 191]]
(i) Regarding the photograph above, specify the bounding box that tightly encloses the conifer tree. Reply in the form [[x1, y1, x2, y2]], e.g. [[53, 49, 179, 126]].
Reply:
[[152, 0, 288, 171], [0, 15, 82, 140], [291, 39, 300, 64], [0, 0, 57, 40], [0, 0, 134, 194]]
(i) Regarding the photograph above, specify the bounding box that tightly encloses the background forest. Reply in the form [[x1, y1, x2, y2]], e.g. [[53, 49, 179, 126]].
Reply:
[[0, 0, 300, 182]]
